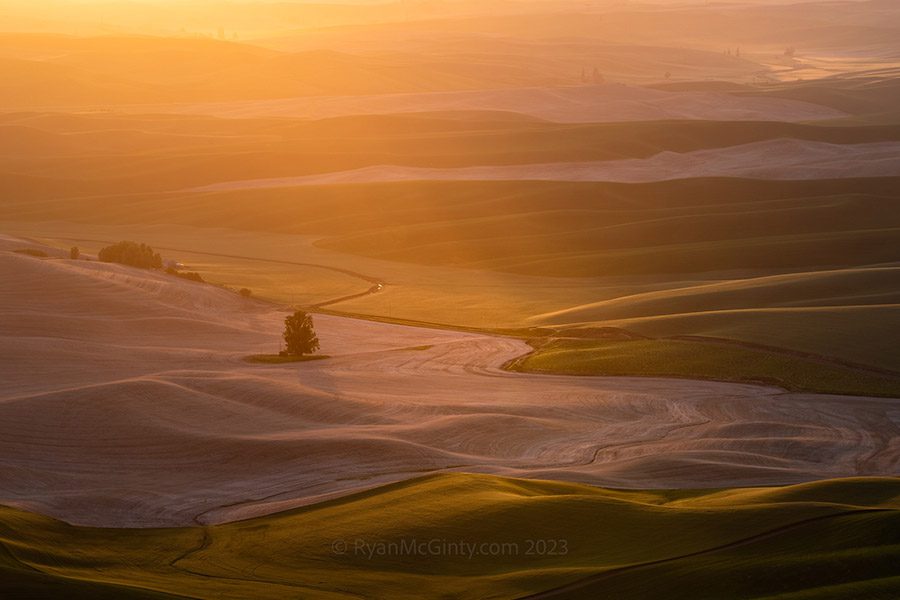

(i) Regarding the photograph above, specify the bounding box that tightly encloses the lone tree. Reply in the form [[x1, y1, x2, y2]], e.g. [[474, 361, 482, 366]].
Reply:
[[70, 246, 80, 260], [282, 310, 320, 356]]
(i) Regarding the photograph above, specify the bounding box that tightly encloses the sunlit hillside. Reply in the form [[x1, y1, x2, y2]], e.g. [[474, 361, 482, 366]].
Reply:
[[1, 1, 898, 599]]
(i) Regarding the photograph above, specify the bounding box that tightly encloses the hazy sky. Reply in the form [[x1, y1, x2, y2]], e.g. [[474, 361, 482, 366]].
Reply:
[[0, 0, 865, 38]]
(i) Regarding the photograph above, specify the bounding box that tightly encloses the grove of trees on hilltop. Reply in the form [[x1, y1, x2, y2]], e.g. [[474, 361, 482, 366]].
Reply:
[[98, 241, 163, 269]]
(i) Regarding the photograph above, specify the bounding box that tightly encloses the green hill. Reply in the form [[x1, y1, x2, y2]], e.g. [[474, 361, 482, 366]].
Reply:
[[1, 474, 898, 599]]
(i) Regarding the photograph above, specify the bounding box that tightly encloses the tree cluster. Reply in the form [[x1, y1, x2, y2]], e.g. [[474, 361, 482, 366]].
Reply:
[[165, 266, 204, 283], [98, 241, 162, 269]]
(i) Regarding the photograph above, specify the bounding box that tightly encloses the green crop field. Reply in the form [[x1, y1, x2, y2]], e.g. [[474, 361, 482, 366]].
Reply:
[[510, 338, 900, 397], [1, 474, 898, 600]]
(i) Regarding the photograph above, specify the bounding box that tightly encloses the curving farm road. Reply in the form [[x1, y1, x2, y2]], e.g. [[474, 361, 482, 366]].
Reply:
[[34, 234, 388, 307], [1, 240, 898, 527]]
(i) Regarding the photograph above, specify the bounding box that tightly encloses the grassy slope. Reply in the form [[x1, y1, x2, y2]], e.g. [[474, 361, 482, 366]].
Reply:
[[306, 180, 900, 277], [1, 474, 898, 600], [45, 240, 372, 308], [521, 510, 900, 600], [531, 267, 900, 373], [510, 338, 900, 397], [3, 178, 898, 372], [2, 113, 898, 376], [538, 268, 900, 321], [587, 304, 900, 374], [746, 77, 900, 119], [6, 177, 899, 279], [3, 116, 900, 195]]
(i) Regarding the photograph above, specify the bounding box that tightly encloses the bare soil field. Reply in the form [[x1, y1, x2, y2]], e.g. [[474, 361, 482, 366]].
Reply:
[[2, 239, 897, 528]]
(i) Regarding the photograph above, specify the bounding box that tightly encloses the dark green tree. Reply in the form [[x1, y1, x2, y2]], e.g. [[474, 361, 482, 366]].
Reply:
[[98, 241, 162, 269], [282, 310, 320, 356]]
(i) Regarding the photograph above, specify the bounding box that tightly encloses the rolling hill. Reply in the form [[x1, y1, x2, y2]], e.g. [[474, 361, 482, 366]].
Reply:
[[1, 474, 898, 600]]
